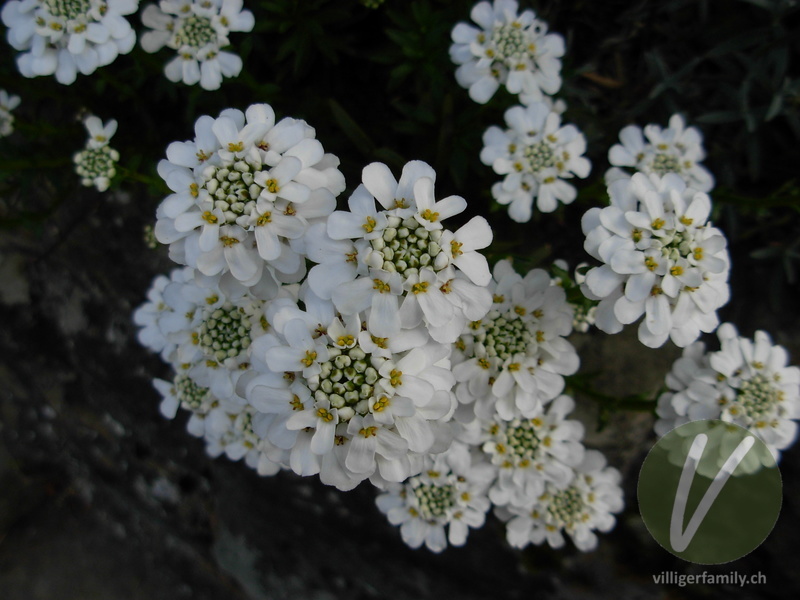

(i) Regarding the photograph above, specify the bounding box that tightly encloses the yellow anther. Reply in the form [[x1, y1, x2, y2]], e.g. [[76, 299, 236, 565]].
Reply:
[[373, 279, 391, 293], [411, 281, 429, 294], [301, 350, 317, 367], [421, 209, 439, 222], [359, 426, 378, 438], [316, 408, 335, 423], [264, 178, 280, 194]]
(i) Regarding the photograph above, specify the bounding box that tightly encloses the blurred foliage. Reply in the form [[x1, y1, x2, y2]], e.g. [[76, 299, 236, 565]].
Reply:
[[1, 0, 799, 321]]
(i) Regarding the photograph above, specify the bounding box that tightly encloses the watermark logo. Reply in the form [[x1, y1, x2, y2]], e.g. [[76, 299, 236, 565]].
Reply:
[[638, 420, 782, 564]]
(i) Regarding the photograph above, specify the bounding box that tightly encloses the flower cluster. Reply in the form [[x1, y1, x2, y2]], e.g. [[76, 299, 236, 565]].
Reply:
[[136, 103, 501, 497], [135, 265, 286, 475], [0, 90, 21, 137], [500, 450, 624, 552], [451, 259, 579, 422], [655, 323, 800, 460], [481, 101, 591, 221], [245, 288, 460, 490], [74, 115, 120, 191], [606, 114, 714, 193], [449, 0, 564, 105], [2, 0, 138, 84], [306, 161, 494, 345], [581, 172, 730, 348], [140, 0, 254, 90], [154, 102, 345, 290], [375, 258, 623, 553], [376, 442, 494, 551]]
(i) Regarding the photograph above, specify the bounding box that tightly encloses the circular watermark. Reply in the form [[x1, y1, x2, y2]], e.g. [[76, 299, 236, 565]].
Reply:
[[638, 419, 782, 564]]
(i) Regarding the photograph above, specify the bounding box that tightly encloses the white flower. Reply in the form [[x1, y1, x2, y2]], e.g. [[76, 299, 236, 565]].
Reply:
[[310, 161, 493, 345], [2, 0, 138, 85], [481, 102, 591, 221], [154, 103, 345, 289], [73, 115, 119, 191], [152, 365, 283, 476], [581, 172, 730, 348], [477, 395, 585, 508], [140, 0, 254, 90], [137, 267, 276, 401], [452, 259, 579, 422], [449, 0, 564, 104], [133, 265, 195, 362], [0, 90, 21, 137], [655, 323, 800, 460], [376, 442, 494, 552], [246, 294, 458, 490], [606, 114, 714, 192], [502, 449, 624, 551]]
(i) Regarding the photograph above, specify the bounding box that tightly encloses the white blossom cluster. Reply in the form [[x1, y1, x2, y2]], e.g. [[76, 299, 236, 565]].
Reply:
[[140, 0, 254, 90], [655, 323, 800, 461], [481, 101, 591, 221], [451, 2, 589, 223], [449, 0, 564, 105], [606, 114, 714, 193], [136, 104, 625, 555], [376, 259, 623, 553], [1, 0, 138, 84], [134, 265, 286, 475], [581, 172, 730, 348], [306, 160, 494, 345], [73, 114, 119, 191], [0, 90, 21, 137], [451, 259, 579, 422], [154, 102, 345, 292], [138, 104, 498, 494]]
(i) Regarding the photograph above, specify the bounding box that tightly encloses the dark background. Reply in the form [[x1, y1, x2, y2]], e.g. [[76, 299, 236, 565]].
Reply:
[[2, 0, 800, 598]]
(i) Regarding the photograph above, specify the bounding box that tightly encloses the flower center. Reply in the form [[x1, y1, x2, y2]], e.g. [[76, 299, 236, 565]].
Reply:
[[653, 229, 695, 262], [369, 216, 444, 278], [650, 152, 681, 176], [308, 343, 380, 421], [485, 416, 548, 469], [503, 418, 543, 459], [43, 0, 92, 20], [174, 14, 218, 49], [490, 23, 534, 65], [545, 485, 587, 529], [202, 161, 265, 226], [196, 304, 252, 362], [74, 146, 118, 180], [483, 312, 531, 361], [523, 140, 556, 172], [411, 480, 456, 520], [174, 373, 212, 411], [736, 373, 783, 422]]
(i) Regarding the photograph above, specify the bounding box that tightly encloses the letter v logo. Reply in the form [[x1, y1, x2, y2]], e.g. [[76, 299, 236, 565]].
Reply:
[[669, 433, 755, 552], [638, 420, 782, 564]]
